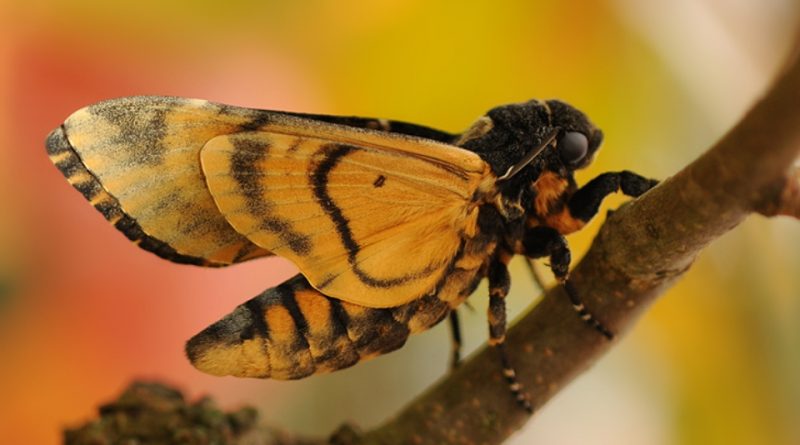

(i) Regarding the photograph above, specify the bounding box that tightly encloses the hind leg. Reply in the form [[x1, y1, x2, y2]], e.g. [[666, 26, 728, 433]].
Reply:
[[522, 226, 614, 339], [486, 253, 533, 412]]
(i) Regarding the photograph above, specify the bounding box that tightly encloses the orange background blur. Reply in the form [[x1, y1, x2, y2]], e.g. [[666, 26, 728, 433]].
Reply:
[[1, 2, 799, 444]]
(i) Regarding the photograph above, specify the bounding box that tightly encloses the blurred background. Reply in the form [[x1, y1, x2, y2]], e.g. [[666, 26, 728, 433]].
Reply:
[[1, 1, 799, 444]]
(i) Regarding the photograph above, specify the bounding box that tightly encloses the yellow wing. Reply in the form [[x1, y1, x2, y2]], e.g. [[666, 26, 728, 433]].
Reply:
[[47, 96, 274, 266], [200, 115, 491, 307]]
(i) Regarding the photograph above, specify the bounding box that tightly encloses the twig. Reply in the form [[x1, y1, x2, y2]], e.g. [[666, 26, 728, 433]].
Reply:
[[757, 165, 800, 218], [353, 28, 800, 445]]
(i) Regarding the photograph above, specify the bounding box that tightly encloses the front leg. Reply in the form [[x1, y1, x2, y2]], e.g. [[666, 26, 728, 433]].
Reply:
[[568, 170, 658, 223], [522, 226, 614, 340]]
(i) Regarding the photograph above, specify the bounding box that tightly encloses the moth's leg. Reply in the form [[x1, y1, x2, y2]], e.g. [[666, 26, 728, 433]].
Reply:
[[487, 255, 532, 412], [568, 170, 659, 223], [523, 226, 614, 340], [448, 309, 463, 370]]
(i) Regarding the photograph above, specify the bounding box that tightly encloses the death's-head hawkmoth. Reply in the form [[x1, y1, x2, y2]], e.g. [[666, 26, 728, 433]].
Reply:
[[46, 96, 656, 411]]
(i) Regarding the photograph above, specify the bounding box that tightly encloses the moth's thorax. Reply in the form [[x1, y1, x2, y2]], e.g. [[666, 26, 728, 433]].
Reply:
[[473, 170, 584, 259], [528, 170, 584, 234], [458, 99, 602, 240], [458, 100, 600, 175]]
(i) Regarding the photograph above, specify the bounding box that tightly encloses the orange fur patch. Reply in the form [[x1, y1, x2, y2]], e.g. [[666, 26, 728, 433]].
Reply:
[[545, 207, 586, 235], [533, 171, 568, 216]]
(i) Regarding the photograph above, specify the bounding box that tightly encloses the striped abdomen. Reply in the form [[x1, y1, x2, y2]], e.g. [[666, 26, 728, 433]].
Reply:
[[186, 274, 454, 379]]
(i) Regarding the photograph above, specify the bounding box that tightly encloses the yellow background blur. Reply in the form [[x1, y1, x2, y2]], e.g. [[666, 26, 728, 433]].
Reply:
[[1, 2, 799, 444]]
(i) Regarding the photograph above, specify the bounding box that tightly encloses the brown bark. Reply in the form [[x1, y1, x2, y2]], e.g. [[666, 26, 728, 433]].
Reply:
[[66, 31, 800, 445], [355, 31, 800, 445]]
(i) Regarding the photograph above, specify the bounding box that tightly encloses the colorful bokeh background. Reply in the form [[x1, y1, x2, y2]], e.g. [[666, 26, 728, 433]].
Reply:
[[2, 2, 799, 444]]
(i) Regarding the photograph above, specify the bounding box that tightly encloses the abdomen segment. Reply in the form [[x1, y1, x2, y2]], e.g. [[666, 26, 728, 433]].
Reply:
[[186, 274, 451, 379]]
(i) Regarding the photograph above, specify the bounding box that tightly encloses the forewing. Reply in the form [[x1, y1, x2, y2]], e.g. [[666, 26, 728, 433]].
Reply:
[[200, 117, 490, 307], [46, 96, 274, 266], [282, 112, 458, 143]]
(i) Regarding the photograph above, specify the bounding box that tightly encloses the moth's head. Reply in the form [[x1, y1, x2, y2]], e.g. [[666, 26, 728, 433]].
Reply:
[[459, 99, 603, 185], [543, 100, 603, 171]]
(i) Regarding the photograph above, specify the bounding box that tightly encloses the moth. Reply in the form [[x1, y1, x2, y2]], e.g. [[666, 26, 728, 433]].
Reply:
[[46, 96, 656, 411]]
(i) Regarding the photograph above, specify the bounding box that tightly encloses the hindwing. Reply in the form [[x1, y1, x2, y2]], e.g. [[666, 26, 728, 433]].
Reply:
[[200, 115, 490, 307]]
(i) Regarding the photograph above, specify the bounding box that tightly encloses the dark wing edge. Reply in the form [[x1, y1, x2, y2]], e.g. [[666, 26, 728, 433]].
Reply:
[[45, 96, 275, 267], [46, 125, 226, 266]]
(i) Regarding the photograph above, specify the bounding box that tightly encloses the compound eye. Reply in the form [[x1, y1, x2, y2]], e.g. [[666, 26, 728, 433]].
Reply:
[[558, 131, 589, 165]]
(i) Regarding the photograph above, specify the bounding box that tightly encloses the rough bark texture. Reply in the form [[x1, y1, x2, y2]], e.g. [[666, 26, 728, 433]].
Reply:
[[66, 33, 800, 445], [356, 31, 800, 445], [65, 382, 327, 445]]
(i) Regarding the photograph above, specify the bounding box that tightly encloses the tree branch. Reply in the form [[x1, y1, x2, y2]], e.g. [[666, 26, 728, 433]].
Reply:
[[67, 32, 800, 445], [758, 165, 800, 218], [353, 31, 800, 445]]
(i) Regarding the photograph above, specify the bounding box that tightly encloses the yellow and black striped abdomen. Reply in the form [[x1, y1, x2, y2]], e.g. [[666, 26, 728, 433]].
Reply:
[[186, 274, 454, 379]]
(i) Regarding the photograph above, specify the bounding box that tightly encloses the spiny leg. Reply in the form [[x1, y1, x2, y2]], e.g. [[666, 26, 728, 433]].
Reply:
[[448, 309, 463, 370], [523, 226, 614, 340], [487, 254, 532, 412], [564, 280, 614, 340]]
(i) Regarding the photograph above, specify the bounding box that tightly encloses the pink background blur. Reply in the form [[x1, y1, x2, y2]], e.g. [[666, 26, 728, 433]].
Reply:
[[1, 2, 799, 444]]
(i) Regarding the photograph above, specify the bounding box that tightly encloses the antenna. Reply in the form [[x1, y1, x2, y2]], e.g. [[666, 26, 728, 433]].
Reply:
[[496, 129, 559, 182]]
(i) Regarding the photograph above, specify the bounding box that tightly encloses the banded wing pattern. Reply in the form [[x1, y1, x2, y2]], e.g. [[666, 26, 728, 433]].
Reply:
[[46, 97, 273, 266], [200, 124, 489, 307]]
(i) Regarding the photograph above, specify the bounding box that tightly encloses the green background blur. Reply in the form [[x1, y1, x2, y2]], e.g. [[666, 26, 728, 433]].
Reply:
[[1, 2, 799, 444]]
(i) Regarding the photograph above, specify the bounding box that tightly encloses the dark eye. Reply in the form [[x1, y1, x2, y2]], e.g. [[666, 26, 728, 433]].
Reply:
[[558, 131, 588, 164]]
